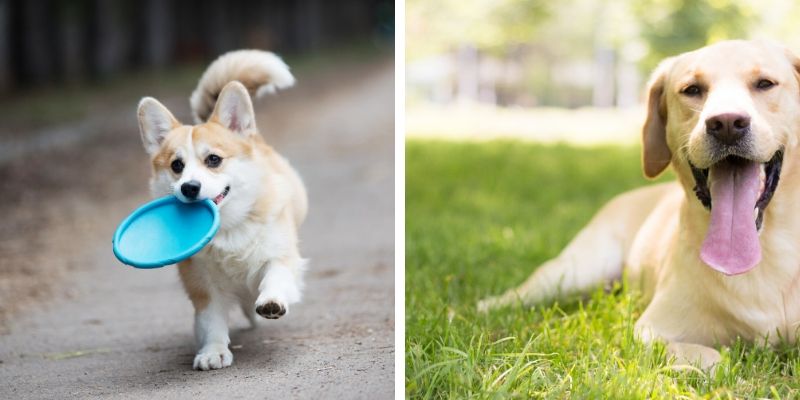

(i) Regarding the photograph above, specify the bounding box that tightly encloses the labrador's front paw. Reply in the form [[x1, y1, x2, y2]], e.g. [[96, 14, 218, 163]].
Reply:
[[667, 342, 721, 371]]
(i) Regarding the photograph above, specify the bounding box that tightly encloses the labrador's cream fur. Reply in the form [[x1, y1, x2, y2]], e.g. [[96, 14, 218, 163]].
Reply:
[[479, 40, 800, 368]]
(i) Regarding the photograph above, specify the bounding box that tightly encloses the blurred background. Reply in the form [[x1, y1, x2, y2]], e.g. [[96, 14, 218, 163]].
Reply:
[[0, 1, 395, 397], [0, 0, 392, 137], [406, 0, 800, 143], [0, 0, 393, 90]]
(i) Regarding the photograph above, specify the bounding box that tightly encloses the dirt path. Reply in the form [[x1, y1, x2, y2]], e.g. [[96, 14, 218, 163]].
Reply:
[[0, 57, 394, 399]]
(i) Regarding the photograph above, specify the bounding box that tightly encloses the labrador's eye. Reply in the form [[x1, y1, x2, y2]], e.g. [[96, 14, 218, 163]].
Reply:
[[756, 79, 776, 90], [681, 85, 702, 97], [205, 154, 222, 168], [171, 159, 184, 173]]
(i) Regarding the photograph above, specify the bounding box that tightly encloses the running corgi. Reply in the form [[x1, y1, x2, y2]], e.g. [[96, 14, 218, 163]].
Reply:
[[137, 50, 307, 370]]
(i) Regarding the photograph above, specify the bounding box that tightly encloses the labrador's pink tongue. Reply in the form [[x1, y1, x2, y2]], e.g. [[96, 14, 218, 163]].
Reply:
[[700, 161, 761, 275]]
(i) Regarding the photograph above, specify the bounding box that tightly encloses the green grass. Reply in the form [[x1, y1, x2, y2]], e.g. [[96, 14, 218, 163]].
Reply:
[[405, 140, 800, 399]]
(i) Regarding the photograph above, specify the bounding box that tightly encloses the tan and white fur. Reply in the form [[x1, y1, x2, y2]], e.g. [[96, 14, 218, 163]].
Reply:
[[479, 40, 800, 369], [137, 50, 307, 371]]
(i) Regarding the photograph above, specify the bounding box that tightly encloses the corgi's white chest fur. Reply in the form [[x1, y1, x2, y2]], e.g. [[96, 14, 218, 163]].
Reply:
[[195, 218, 293, 277]]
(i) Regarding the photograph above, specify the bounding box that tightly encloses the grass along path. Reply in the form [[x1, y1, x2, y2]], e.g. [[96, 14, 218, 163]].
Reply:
[[405, 140, 800, 399]]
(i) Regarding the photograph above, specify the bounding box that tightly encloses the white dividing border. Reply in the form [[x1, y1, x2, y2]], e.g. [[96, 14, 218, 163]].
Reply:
[[394, 0, 406, 398]]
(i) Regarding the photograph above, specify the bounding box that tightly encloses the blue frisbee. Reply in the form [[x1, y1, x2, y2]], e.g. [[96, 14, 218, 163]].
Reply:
[[112, 196, 220, 268]]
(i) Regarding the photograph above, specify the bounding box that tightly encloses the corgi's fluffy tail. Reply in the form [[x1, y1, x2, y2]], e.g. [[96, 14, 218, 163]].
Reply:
[[190, 50, 295, 124]]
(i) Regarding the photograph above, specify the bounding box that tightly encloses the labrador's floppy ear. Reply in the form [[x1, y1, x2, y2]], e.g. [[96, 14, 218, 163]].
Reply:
[[642, 58, 674, 178], [784, 46, 800, 93]]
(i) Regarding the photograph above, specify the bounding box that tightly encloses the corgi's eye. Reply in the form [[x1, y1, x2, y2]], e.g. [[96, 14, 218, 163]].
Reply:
[[171, 159, 184, 173], [205, 154, 222, 168]]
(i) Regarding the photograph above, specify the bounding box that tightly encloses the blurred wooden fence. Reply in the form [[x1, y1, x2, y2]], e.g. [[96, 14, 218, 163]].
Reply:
[[0, 0, 393, 92]]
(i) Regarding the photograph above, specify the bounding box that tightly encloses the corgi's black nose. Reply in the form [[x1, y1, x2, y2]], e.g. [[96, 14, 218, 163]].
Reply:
[[181, 180, 201, 199]]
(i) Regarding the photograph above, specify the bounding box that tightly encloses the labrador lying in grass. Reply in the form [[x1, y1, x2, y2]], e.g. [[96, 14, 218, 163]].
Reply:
[[479, 40, 800, 369]]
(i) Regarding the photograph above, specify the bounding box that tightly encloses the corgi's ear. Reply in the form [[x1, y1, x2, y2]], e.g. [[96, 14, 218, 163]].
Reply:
[[138, 97, 180, 156], [209, 81, 257, 135]]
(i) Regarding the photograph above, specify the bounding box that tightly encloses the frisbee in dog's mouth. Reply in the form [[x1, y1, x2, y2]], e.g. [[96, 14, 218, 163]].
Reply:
[[213, 186, 230, 205], [690, 150, 783, 276]]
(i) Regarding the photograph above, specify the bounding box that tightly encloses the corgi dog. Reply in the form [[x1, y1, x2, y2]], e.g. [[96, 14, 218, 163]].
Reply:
[[136, 50, 308, 371]]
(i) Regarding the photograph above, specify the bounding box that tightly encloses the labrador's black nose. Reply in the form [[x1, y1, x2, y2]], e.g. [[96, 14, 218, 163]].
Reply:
[[705, 113, 750, 145], [181, 180, 201, 199]]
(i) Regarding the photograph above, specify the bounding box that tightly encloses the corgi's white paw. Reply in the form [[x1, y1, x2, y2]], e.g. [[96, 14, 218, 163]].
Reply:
[[193, 344, 233, 371], [255, 298, 287, 319]]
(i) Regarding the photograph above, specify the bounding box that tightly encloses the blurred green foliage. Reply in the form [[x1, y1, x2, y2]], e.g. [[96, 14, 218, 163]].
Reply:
[[406, 0, 551, 59], [408, 0, 800, 80], [633, 0, 753, 71]]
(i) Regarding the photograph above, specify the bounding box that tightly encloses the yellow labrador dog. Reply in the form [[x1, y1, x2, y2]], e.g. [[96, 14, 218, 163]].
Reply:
[[479, 40, 800, 368]]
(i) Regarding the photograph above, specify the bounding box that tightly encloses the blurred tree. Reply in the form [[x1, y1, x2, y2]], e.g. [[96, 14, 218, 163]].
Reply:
[[0, 0, 8, 91], [406, 0, 551, 60], [406, 0, 800, 108], [407, 0, 552, 104], [632, 0, 753, 71], [1, 0, 392, 92]]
